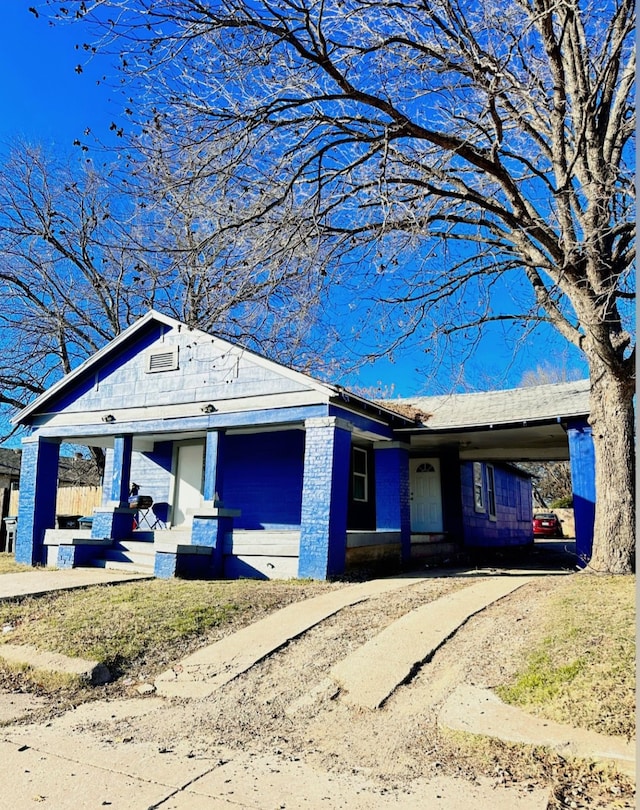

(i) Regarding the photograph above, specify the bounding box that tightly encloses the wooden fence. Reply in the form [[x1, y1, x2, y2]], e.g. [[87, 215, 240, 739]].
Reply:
[[8, 486, 103, 519]]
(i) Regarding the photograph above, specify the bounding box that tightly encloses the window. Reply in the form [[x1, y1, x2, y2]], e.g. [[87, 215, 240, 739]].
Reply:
[[517, 479, 528, 521], [473, 462, 485, 512], [486, 464, 497, 519], [145, 346, 179, 373], [416, 462, 436, 473], [352, 447, 368, 502]]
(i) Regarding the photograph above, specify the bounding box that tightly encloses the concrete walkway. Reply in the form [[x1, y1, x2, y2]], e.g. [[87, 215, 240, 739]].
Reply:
[[155, 573, 431, 698], [330, 575, 535, 709], [440, 684, 636, 779], [0, 568, 150, 600]]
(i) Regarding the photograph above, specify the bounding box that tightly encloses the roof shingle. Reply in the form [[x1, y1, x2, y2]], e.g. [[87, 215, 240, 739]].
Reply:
[[385, 379, 590, 429]]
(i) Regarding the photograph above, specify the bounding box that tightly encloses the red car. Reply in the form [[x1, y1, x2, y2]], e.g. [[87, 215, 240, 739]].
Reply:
[[532, 512, 563, 538]]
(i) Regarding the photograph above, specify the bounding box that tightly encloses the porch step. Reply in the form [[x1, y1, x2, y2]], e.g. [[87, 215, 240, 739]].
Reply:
[[411, 538, 463, 567], [90, 540, 156, 574], [91, 559, 155, 575]]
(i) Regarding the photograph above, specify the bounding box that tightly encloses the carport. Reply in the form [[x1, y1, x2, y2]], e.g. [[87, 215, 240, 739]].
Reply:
[[392, 379, 594, 564]]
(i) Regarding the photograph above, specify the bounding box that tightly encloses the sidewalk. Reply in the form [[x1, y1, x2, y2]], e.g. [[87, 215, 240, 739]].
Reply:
[[0, 727, 549, 809], [0, 567, 150, 600]]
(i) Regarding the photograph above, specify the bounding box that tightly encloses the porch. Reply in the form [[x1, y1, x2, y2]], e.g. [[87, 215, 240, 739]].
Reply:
[[41, 525, 408, 580], [16, 413, 414, 581]]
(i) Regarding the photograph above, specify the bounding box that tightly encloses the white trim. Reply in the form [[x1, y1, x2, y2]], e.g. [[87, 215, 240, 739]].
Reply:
[[25, 390, 332, 429], [352, 446, 369, 502]]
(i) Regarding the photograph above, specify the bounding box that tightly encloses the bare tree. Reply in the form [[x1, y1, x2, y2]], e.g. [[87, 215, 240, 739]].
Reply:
[[519, 362, 585, 389], [0, 145, 143, 421], [525, 461, 574, 507], [0, 142, 328, 437], [44, 0, 636, 572]]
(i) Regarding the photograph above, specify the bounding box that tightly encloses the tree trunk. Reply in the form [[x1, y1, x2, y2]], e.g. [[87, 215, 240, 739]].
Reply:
[[587, 362, 636, 574]]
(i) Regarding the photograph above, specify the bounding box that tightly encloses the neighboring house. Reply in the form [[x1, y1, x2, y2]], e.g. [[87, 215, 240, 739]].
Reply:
[[10, 311, 594, 579]]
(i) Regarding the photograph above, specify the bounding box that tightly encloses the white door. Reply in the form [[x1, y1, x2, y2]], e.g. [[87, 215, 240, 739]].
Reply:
[[410, 458, 443, 532], [172, 442, 205, 528]]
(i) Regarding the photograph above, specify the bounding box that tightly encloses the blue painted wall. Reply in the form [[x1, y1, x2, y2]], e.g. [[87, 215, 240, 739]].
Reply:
[[298, 420, 351, 579], [222, 430, 305, 529], [460, 462, 532, 548], [375, 443, 411, 562], [104, 441, 174, 509], [15, 439, 60, 565], [105, 430, 305, 532]]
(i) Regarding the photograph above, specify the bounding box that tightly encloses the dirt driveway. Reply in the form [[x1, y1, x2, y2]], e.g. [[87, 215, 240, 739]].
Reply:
[[0, 561, 635, 809]]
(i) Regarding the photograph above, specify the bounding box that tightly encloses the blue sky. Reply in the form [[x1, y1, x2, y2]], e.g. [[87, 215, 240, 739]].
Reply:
[[0, 6, 123, 148], [1, 4, 588, 400]]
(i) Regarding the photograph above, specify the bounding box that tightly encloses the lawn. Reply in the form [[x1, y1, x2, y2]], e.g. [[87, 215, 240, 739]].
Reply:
[[0, 553, 33, 575], [0, 576, 339, 684], [497, 574, 635, 739]]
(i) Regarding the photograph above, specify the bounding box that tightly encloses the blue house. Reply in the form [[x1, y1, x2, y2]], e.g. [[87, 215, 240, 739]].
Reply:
[[11, 312, 594, 579]]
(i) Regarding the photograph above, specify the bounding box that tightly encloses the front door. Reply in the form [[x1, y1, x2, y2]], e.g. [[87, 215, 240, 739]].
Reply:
[[410, 458, 443, 532], [172, 441, 205, 528]]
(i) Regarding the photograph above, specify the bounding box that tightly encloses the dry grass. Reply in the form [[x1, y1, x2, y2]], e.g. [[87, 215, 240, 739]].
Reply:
[[441, 730, 636, 809], [496, 574, 635, 739], [0, 553, 33, 575], [0, 577, 340, 683]]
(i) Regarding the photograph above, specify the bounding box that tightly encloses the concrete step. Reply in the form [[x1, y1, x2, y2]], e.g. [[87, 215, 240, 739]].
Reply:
[[113, 539, 155, 553], [106, 543, 156, 562], [90, 559, 154, 574], [89, 540, 156, 574]]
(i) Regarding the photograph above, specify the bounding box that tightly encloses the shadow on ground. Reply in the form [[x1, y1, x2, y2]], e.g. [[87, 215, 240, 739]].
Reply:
[[467, 537, 580, 573], [341, 538, 580, 583]]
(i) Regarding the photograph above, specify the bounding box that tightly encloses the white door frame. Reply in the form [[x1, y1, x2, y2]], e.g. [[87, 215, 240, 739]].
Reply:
[[170, 440, 206, 528], [410, 457, 444, 533]]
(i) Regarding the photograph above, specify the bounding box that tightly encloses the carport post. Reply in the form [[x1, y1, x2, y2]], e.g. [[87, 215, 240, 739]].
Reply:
[[566, 420, 596, 566], [374, 442, 411, 563]]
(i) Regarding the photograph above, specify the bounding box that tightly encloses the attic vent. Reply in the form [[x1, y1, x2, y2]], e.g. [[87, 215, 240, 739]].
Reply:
[[146, 346, 179, 373]]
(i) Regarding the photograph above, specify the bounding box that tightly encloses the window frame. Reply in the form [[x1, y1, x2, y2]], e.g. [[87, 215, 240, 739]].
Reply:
[[352, 446, 369, 503], [486, 463, 497, 520], [473, 462, 485, 513]]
